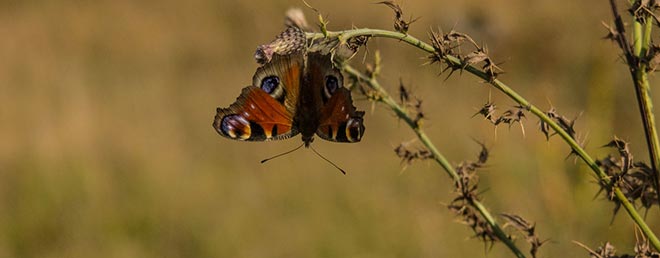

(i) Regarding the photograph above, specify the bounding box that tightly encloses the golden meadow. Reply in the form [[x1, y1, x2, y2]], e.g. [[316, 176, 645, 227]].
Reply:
[[0, 0, 658, 257]]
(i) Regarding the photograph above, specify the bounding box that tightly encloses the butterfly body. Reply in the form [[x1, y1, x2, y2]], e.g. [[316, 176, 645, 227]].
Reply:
[[213, 50, 365, 147]]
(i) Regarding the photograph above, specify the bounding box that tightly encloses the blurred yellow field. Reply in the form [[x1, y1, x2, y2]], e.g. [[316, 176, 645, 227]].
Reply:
[[0, 0, 658, 257]]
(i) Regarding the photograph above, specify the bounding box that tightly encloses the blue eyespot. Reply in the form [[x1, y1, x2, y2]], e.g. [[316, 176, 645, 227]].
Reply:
[[325, 75, 338, 94], [220, 114, 250, 140], [261, 76, 280, 94]]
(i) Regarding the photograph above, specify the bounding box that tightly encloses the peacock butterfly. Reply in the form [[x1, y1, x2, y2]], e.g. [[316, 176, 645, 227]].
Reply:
[[212, 27, 365, 149]]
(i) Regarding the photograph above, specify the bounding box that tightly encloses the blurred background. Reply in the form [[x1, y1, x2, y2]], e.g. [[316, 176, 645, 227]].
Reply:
[[1, 0, 658, 257]]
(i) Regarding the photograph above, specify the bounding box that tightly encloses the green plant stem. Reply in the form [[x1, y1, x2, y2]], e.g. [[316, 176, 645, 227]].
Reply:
[[632, 9, 660, 214], [634, 21, 644, 54], [342, 64, 526, 258], [311, 28, 660, 250], [641, 17, 653, 55]]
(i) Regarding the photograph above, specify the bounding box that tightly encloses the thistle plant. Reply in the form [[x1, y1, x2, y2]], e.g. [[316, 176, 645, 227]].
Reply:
[[258, 1, 660, 256]]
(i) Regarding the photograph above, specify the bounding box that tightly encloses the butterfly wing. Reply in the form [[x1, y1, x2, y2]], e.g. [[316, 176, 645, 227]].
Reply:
[[214, 86, 298, 141], [213, 53, 304, 141], [305, 51, 365, 143], [315, 87, 365, 143]]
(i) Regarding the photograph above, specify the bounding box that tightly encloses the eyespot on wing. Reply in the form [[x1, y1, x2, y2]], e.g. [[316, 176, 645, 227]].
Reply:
[[218, 114, 251, 140]]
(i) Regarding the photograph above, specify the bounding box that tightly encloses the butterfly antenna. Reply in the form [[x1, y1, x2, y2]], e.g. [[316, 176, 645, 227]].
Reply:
[[309, 145, 346, 175], [260, 143, 305, 164]]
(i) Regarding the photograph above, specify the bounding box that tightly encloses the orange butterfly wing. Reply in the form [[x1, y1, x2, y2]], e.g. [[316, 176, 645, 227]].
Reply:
[[316, 87, 365, 143], [213, 54, 303, 141], [214, 86, 297, 141]]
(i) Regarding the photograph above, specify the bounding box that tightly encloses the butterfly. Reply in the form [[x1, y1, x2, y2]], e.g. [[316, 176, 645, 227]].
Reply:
[[212, 50, 365, 147]]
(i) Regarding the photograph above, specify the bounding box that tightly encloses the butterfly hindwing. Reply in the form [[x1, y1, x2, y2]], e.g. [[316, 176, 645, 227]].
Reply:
[[316, 87, 365, 143], [214, 86, 298, 141], [305, 51, 365, 143]]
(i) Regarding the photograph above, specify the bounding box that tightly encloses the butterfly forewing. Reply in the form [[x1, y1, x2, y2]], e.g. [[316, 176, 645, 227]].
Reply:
[[214, 52, 306, 142], [253, 54, 303, 112]]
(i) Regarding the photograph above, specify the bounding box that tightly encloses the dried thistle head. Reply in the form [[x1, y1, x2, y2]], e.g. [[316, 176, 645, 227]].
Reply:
[[341, 35, 370, 60], [482, 56, 505, 80], [454, 142, 489, 200], [474, 100, 527, 136], [463, 48, 489, 68], [473, 101, 497, 122], [447, 143, 501, 250], [501, 213, 548, 258], [428, 27, 472, 61], [629, 0, 660, 23], [255, 26, 306, 65], [377, 1, 419, 34], [596, 137, 659, 216], [389, 79, 426, 126], [539, 107, 578, 141], [632, 228, 660, 258], [593, 242, 618, 258], [394, 141, 433, 171], [447, 202, 498, 249], [602, 136, 633, 173], [428, 27, 503, 81], [576, 238, 660, 258]]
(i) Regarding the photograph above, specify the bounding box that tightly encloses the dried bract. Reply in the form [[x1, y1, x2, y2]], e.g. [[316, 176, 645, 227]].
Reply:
[[601, 21, 620, 42], [501, 213, 547, 258], [377, 1, 418, 34], [596, 137, 659, 216], [395, 80, 425, 126], [449, 143, 502, 249], [646, 44, 660, 72], [540, 107, 577, 141], [474, 101, 527, 135], [394, 142, 433, 169], [576, 239, 660, 258], [629, 0, 660, 24]]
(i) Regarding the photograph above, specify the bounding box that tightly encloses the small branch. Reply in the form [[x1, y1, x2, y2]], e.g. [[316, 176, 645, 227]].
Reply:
[[309, 27, 660, 250], [343, 65, 458, 181], [341, 65, 526, 258], [609, 0, 660, 215]]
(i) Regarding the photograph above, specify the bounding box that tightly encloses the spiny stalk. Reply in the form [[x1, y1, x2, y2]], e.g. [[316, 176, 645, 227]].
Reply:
[[308, 26, 660, 250], [341, 64, 527, 258]]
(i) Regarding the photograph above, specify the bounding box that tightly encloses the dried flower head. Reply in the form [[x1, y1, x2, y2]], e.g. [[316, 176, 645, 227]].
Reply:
[[394, 141, 433, 170], [596, 137, 658, 216], [255, 26, 306, 65], [377, 1, 419, 34], [448, 143, 502, 249], [501, 213, 548, 258]]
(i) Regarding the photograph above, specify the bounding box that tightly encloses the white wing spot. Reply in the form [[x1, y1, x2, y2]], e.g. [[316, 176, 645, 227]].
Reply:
[[250, 104, 256, 110]]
